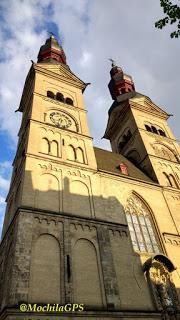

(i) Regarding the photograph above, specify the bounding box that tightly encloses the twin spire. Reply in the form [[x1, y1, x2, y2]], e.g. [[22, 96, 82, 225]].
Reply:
[[37, 34, 135, 100]]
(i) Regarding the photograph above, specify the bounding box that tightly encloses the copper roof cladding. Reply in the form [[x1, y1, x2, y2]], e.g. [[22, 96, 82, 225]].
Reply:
[[94, 147, 153, 183], [37, 35, 67, 64]]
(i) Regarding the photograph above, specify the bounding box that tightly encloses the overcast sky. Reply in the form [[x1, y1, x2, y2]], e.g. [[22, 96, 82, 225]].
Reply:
[[0, 0, 179, 234]]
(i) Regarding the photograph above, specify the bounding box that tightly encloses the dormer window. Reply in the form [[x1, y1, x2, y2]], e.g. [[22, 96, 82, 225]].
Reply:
[[119, 163, 128, 175]]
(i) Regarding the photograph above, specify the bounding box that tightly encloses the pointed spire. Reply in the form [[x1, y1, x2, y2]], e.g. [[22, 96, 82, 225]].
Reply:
[[37, 35, 67, 64]]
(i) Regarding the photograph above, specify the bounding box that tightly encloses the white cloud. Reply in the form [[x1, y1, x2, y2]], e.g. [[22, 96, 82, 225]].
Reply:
[[0, 176, 10, 191], [79, 51, 93, 68], [0, 196, 6, 205]]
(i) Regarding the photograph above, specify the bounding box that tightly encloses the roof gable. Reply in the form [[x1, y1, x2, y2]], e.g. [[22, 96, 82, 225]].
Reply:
[[34, 63, 87, 90], [129, 93, 169, 119]]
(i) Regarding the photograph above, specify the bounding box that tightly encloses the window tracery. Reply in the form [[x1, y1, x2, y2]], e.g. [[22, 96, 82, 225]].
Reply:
[[126, 195, 160, 253]]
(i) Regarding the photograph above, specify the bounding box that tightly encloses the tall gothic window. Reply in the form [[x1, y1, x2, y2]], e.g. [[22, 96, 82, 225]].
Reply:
[[126, 195, 160, 253]]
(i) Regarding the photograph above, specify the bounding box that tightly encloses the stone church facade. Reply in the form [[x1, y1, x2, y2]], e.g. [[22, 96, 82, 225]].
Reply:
[[0, 35, 180, 319]]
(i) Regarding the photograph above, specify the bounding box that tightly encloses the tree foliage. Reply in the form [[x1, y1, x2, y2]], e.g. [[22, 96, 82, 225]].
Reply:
[[155, 0, 180, 38]]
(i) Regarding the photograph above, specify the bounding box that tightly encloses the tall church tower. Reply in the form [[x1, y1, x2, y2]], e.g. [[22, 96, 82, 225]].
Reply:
[[0, 35, 100, 313], [104, 62, 180, 188], [2, 35, 97, 237]]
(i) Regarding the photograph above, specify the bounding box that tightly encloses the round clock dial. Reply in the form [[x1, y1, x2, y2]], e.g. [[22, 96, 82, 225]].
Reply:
[[50, 112, 72, 128]]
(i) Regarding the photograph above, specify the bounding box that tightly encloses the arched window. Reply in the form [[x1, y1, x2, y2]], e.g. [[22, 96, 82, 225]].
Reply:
[[158, 129, 166, 137], [56, 92, 64, 102], [169, 174, 179, 188], [41, 138, 50, 154], [76, 147, 85, 163], [163, 172, 179, 188], [47, 91, 55, 99], [65, 97, 73, 105], [151, 126, 158, 134], [67, 145, 76, 161], [51, 140, 58, 157], [163, 172, 171, 187], [125, 195, 160, 253], [145, 124, 152, 132]]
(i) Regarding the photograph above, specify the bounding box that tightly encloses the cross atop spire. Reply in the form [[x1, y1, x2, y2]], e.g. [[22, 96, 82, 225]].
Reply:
[[109, 58, 116, 68]]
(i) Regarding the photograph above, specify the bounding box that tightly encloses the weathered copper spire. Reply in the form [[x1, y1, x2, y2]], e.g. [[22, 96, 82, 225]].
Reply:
[[37, 35, 67, 64]]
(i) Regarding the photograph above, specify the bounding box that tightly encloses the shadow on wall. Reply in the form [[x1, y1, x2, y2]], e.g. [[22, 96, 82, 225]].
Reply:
[[0, 169, 180, 318]]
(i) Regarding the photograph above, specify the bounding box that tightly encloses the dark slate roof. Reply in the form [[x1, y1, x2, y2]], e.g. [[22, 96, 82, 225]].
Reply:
[[94, 147, 153, 183]]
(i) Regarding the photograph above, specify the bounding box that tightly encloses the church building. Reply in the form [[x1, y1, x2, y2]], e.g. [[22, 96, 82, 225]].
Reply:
[[0, 35, 180, 320]]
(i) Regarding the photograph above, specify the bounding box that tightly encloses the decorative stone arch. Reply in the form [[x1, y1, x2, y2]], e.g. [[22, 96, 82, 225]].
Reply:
[[153, 142, 179, 162], [143, 255, 179, 316], [76, 146, 85, 163], [125, 191, 162, 253], [72, 237, 104, 306], [29, 233, 61, 303], [36, 173, 60, 212]]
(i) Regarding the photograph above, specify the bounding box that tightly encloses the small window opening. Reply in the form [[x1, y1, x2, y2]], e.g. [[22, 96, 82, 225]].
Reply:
[[56, 92, 64, 102], [145, 125, 151, 132], [66, 97, 73, 105], [158, 129, 166, 137], [121, 88, 126, 94], [151, 126, 158, 134], [47, 91, 55, 99]]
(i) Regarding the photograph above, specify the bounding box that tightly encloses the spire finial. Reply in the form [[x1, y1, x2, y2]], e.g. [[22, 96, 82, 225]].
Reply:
[[48, 31, 55, 38], [109, 58, 116, 67], [37, 33, 67, 64]]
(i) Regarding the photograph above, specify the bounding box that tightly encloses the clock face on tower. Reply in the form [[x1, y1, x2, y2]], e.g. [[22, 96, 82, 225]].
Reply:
[[49, 112, 72, 129]]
